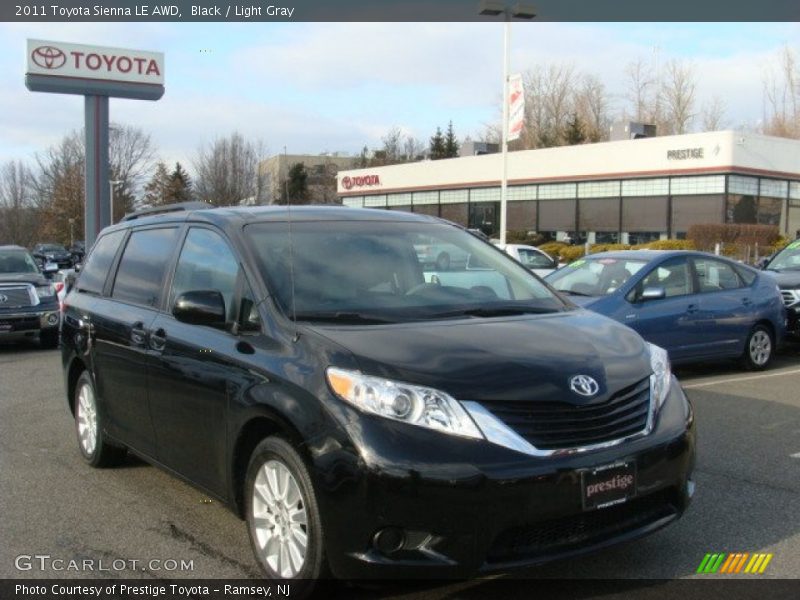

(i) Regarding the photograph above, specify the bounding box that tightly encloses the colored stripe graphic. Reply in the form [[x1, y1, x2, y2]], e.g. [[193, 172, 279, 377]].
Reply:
[[700, 553, 774, 574]]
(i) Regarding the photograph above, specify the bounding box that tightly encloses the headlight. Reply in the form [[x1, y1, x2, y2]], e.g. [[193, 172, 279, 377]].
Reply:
[[648, 343, 671, 411], [326, 367, 483, 439], [35, 284, 56, 299]]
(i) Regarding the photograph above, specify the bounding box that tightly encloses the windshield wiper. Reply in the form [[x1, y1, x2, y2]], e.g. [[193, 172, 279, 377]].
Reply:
[[559, 289, 595, 297], [431, 305, 559, 318], [292, 311, 395, 324]]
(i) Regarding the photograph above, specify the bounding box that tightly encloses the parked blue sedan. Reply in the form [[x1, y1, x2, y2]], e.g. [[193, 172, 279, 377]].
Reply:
[[545, 250, 786, 370]]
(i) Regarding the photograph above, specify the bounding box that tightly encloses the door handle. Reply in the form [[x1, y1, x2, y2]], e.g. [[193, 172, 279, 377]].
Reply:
[[742, 297, 753, 306], [149, 327, 167, 351], [686, 304, 699, 314], [130, 321, 147, 346]]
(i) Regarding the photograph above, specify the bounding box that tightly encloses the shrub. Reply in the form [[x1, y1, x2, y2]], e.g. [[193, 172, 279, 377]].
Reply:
[[633, 239, 695, 251], [537, 241, 570, 259], [559, 246, 587, 262], [687, 223, 779, 251]]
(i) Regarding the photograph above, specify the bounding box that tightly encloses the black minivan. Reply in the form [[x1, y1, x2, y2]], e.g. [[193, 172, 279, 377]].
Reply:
[[61, 204, 695, 580]]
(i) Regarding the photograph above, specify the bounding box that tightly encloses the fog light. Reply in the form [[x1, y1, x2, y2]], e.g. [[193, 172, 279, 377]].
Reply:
[[47, 313, 60, 325], [373, 527, 405, 556]]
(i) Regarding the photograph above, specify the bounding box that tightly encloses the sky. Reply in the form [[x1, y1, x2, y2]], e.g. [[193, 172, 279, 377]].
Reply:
[[0, 21, 798, 175]]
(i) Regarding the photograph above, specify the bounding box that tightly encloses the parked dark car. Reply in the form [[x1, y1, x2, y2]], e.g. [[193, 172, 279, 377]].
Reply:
[[759, 239, 800, 336], [62, 204, 695, 581], [32, 242, 73, 270], [0, 245, 61, 348], [69, 240, 86, 265], [546, 250, 785, 370]]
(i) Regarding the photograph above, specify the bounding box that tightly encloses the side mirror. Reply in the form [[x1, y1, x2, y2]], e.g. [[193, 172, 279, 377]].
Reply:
[[44, 262, 58, 273], [173, 290, 226, 327], [755, 257, 770, 270], [640, 286, 666, 301]]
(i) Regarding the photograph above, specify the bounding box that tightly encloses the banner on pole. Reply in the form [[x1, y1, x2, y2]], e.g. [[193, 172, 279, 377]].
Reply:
[[508, 73, 524, 141]]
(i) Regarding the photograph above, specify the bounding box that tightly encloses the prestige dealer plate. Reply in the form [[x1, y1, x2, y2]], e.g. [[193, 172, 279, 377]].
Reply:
[[581, 461, 637, 510]]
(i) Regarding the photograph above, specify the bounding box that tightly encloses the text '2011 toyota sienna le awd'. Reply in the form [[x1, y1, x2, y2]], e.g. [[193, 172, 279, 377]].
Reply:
[[61, 204, 695, 580]]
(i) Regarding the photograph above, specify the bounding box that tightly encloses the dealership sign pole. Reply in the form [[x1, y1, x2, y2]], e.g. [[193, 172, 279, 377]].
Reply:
[[25, 40, 164, 248]]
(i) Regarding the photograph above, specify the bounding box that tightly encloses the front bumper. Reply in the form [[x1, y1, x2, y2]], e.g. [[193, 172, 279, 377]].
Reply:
[[0, 308, 61, 337], [314, 377, 695, 579]]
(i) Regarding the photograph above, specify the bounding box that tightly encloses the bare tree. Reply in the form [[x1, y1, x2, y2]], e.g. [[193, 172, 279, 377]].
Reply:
[[380, 126, 403, 164], [701, 95, 727, 131], [193, 132, 266, 206], [762, 45, 799, 138], [520, 63, 577, 149], [402, 135, 425, 161], [31, 123, 157, 230], [625, 58, 658, 123], [0, 161, 39, 246], [575, 74, 612, 142], [660, 59, 697, 135]]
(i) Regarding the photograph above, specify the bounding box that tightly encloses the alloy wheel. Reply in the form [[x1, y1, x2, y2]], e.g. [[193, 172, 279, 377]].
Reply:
[[749, 330, 772, 367], [251, 460, 309, 578], [76, 382, 98, 456]]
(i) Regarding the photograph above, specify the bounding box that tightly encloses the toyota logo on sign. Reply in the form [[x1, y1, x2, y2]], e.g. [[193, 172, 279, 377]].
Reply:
[[569, 375, 600, 397], [342, 176, 353, 190], [31, 46, 66, 69], [341, 174, 380, 191]]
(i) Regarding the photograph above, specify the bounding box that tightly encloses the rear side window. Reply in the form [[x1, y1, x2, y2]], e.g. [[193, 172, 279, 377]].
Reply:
[[693, 257, 744, 292], [76, 230, 125, 295], [112, 228, 179, 307]]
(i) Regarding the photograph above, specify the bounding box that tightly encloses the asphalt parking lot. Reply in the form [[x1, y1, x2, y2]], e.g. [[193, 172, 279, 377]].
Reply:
[[1, 341, 799, 596]]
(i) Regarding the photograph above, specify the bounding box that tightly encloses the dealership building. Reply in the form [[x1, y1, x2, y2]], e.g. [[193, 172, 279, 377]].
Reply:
[[337, 131, 800, 244]]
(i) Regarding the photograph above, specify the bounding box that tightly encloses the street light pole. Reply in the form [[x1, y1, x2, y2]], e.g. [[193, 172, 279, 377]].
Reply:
[[109, 179, 122, 224], [500, 13, 511, 245], [479, 1, 536, 244]]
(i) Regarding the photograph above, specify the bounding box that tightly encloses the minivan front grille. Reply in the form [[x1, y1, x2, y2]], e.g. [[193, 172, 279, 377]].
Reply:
[[486, 488, 678, 564], [0, 285, 34, 308], [481, 377, 651, 451]]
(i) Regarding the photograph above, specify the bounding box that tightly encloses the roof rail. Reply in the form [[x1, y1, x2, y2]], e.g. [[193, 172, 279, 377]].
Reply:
[[121, 201, 212, 222]]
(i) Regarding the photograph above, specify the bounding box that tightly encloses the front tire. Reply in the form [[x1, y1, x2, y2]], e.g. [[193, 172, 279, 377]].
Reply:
[[741, 324, 773, 371], [74, 371, 126, 467], [245, 437, 327, 581]]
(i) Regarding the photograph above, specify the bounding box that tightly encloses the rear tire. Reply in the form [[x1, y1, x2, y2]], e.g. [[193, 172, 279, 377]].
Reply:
[[245, 437, 327, 583], [740, 324, 773, 371], [74, 371, 126, 467]]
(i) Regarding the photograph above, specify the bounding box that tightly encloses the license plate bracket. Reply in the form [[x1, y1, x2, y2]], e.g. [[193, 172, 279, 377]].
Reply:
[[581, 461, 637, 510]]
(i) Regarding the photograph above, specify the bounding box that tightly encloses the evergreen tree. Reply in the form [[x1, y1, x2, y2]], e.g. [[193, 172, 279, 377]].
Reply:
[[167, 162, 193, 203], [429, 127, 446, 160], [285, 162, 309, 204], [444, 121, 459, 158], [142, 162, 171, 207], [564, 113, 587, 145]]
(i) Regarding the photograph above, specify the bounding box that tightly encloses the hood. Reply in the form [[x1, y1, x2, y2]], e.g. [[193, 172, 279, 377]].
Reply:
[[309, 310, 651, 405], [763, 269, 800, 289], [0, 272, 48, 286]]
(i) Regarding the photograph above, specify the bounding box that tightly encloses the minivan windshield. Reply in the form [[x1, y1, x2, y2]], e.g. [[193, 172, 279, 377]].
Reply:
[[766, 241, 800, 271], [245, 220, 567, 323]]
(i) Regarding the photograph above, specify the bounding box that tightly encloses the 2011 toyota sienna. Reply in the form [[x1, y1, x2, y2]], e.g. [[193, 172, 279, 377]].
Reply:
[[61, 203, 695, 580]]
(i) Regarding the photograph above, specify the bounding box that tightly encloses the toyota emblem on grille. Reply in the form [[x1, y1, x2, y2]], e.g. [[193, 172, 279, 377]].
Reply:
[[569, 375, 599, 397], [0, 294, 8, 303]]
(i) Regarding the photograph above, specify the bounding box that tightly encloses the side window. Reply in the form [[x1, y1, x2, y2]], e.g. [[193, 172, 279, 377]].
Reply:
[[693, 258, 744, 292], [111, 228, 179, 307], [170, 228, 240, 322], [76, 230, 125, 295], [639, 258, 692, 298]]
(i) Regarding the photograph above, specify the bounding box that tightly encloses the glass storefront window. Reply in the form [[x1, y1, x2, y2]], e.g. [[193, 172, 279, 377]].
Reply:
[[578, 181, 619, 198], [508, 185, 537, 201], [439, 189, 467, 204], [622, 178, 669, 197], [628, 232, 662, 245], [539, 183, 576, 200], [470, 187, 501, 202], [670, 176, 725, 195], [728, 175, 759, 196], [342, 197, 363, 207], [364, 194, 387, 207], [469, 202, 499, 237]]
